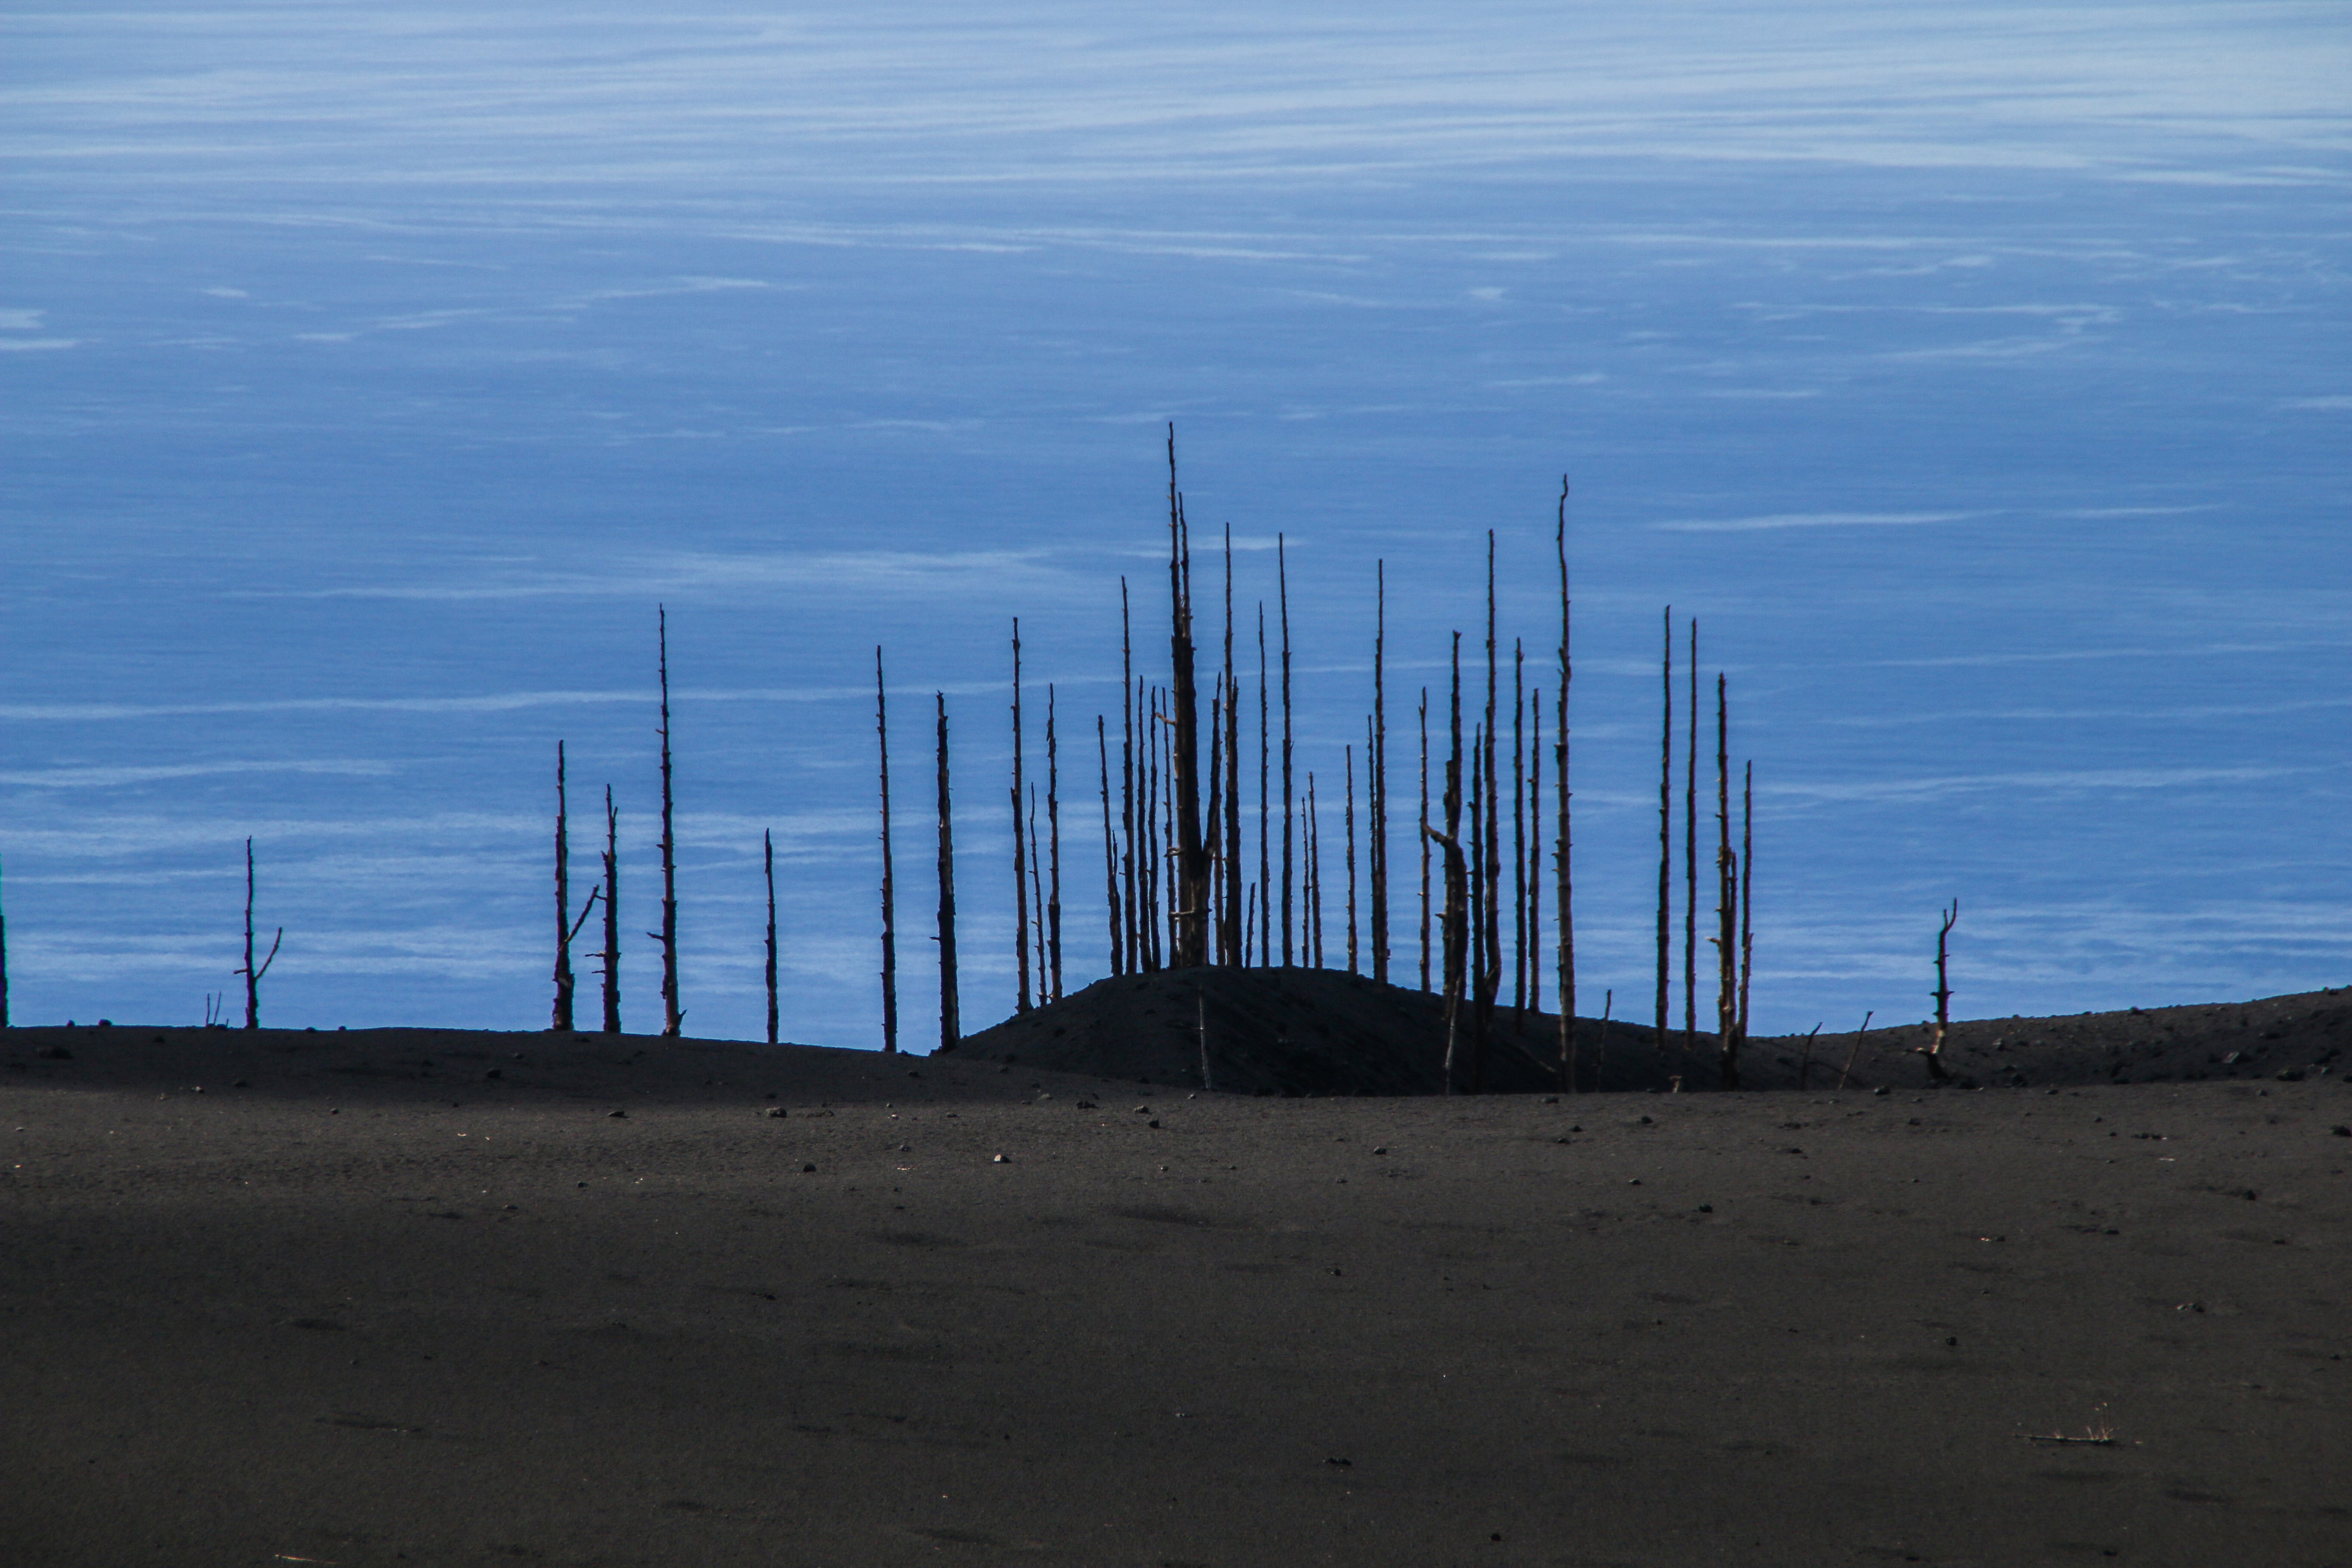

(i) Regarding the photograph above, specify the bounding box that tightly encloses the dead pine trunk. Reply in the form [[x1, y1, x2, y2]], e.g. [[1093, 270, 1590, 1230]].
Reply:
[[1345, 740, 1359, 974], [1278, 533, 1295, 966], [1121, 580, 1137, 975], [601, 787, 621, 1033], [1528, 682, 1542, 1019], [1165, 429, 1210, 969], [1739, 760, 1754, 1045], [1371, 560, 1390, 984], [1418, 686, 1431, 992], [1046, 685, 1063, 1002], [1206, 692, 1224, 959], [553, 740, 576, 1031], [1838, 1010, 1875, 1091], [1477, 535, 1501, 1095], [1468, 721, 1488, 1092], [1304, 772, 1322, 968], [1434, 633, 1469, 1091], [1257, 601, 1272, 967], [1027, 785, 1045, 1003], [1222, 526, 1243, 966], [1714, 674, 1739, 1089], [656, 606, 682, 1038], [1922, 901, 1959, 1082], [237, 837, 281, 1030], [1657, 606, 1673, 1060], [1010, 619, 1030, 1014], [763, 829, 779, 1046], [1685, 618, 1699, 1060], [1097, 716, 1120, 979], [0, 852, 9, 1028], [1554, 475, 1576, 1092], [876, 647, 899, 1054], [935, 694, 960, 1053], [1511, 638, 1526, 1021]]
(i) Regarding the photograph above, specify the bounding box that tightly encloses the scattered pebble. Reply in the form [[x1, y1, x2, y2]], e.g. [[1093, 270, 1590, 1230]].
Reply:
[[801, 1163, 817, 1173], [992, 1154, 1009, 1163], [606, 1109, 626, 1119]]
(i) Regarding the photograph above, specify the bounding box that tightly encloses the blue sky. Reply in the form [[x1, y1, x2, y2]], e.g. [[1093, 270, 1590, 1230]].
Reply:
[[3, 1, 2347, 1043]]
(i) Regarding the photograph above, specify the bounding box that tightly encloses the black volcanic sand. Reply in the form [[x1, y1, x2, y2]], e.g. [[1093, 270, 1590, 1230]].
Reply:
[[5, 1015, 2352, 1566], [957, 969, 2352, 1096]]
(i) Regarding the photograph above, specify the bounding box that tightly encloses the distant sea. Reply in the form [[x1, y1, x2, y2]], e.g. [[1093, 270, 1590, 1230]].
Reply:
[[4, 1, 2346, 1044]]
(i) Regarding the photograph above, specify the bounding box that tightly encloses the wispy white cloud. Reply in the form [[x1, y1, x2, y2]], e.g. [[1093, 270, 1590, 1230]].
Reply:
[[1651, 509, 1975, 533], [0, 760, 394, 789], [0, 337, 79, 352], [1771, 763, 2312, 807]]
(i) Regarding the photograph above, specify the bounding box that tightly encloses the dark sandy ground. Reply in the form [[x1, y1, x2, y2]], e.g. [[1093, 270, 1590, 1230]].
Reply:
[[3, 1019, 2349, 1567]]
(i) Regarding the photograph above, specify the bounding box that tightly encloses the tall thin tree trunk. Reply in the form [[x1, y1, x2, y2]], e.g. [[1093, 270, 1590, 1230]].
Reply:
[[1345, 739, 1359, 974], [1925, 901, 1958, 1082], [877, 648, 898, 1053], [1371, 561, 1390, 984], [1047, 685, 1063, 1003], [1479, 534, 1501, 1093], [1419, 687, 1431, 992], [1528, 684, 1542, 1018], [1028, 785, 1045, 1002], [238, 837, 279, 1030], [1468, 721, 1486, 1092], [1257, 602, 1271, 968], [1223, 528, 1242, 966], [1206, 692, 1224, 958], [0, 852, 9, 1029], [1440, 634, 1467, 1089], [1144, 686, 1162, 970], [1279, 533, 1295, 966], [1556, 474, 1576, 1094], [657, 606, 681, 1038], [554, 740, 575, 1031], [1739, 759, 1754, 1046], [936, 693, 959, 1053], [1121, 580, 1136, 975], [1010, 619, 1030, 1013], [1657, 606, 1672, 1060], [1165, 430, 1209, 969], [763, 829, 778, 1046], [1512, 640, 1526, 1022], [1685, 618, 1699, 1060], [1715, 674, 1738, 1089], [1305, 772, 1322, 968], [601, 787, 621, 1033], [1098, 716, 1120, 979]]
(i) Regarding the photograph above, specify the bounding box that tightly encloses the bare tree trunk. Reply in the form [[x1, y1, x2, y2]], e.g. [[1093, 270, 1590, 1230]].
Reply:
[[1207, 692, 1224, 954], [1144, 685, 1161, 970], [1739, 760, 1754, 1047], [877, 647, 898, 1053], [1258, 601, 1271, 967], [936, 693, 959, 1053], [1027, 785, 1045, 1003], [1685, 618, 1699, 1061], [1440, 634, 1466, 1089], [553, 740, 576, 1031], [1345, 740, 1359, 974], [657, 607, 682, 1038], [1166, 430, 1210, 969], [1839, 1010, 1874, 1090], [1047, 685, 1063, 1002], [1223, 528, 1242, 966], [1418, 686, 1431, 992], [601, 787, 621, 1033], [1010, 619, 1030, 1014], [238, 837, 279, 1030], [1098, 716, 1120, 980], [1528, 684, 1542, 1019], [1511, 639, 1526, 1022], [1924, 901, 1958, 1082], [1279, 533, 1295, 966], [1556, 476, 1576, 1093], [1371, 561, 1390, 984], [1120, 581, 1136, 975], [0, 852, 9, 1028], [1657, 606, 1672, 1059], [1478, 534, 1500, 1094], [1715, 673, 1738, 1089], [763, 829, 778, 1046], [1305, 772, 1322, 968], [1468, 722, 1486, 1092]]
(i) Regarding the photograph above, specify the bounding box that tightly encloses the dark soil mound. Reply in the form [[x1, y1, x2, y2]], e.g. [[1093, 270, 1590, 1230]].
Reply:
[[948, 970, 2352, 1097]]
